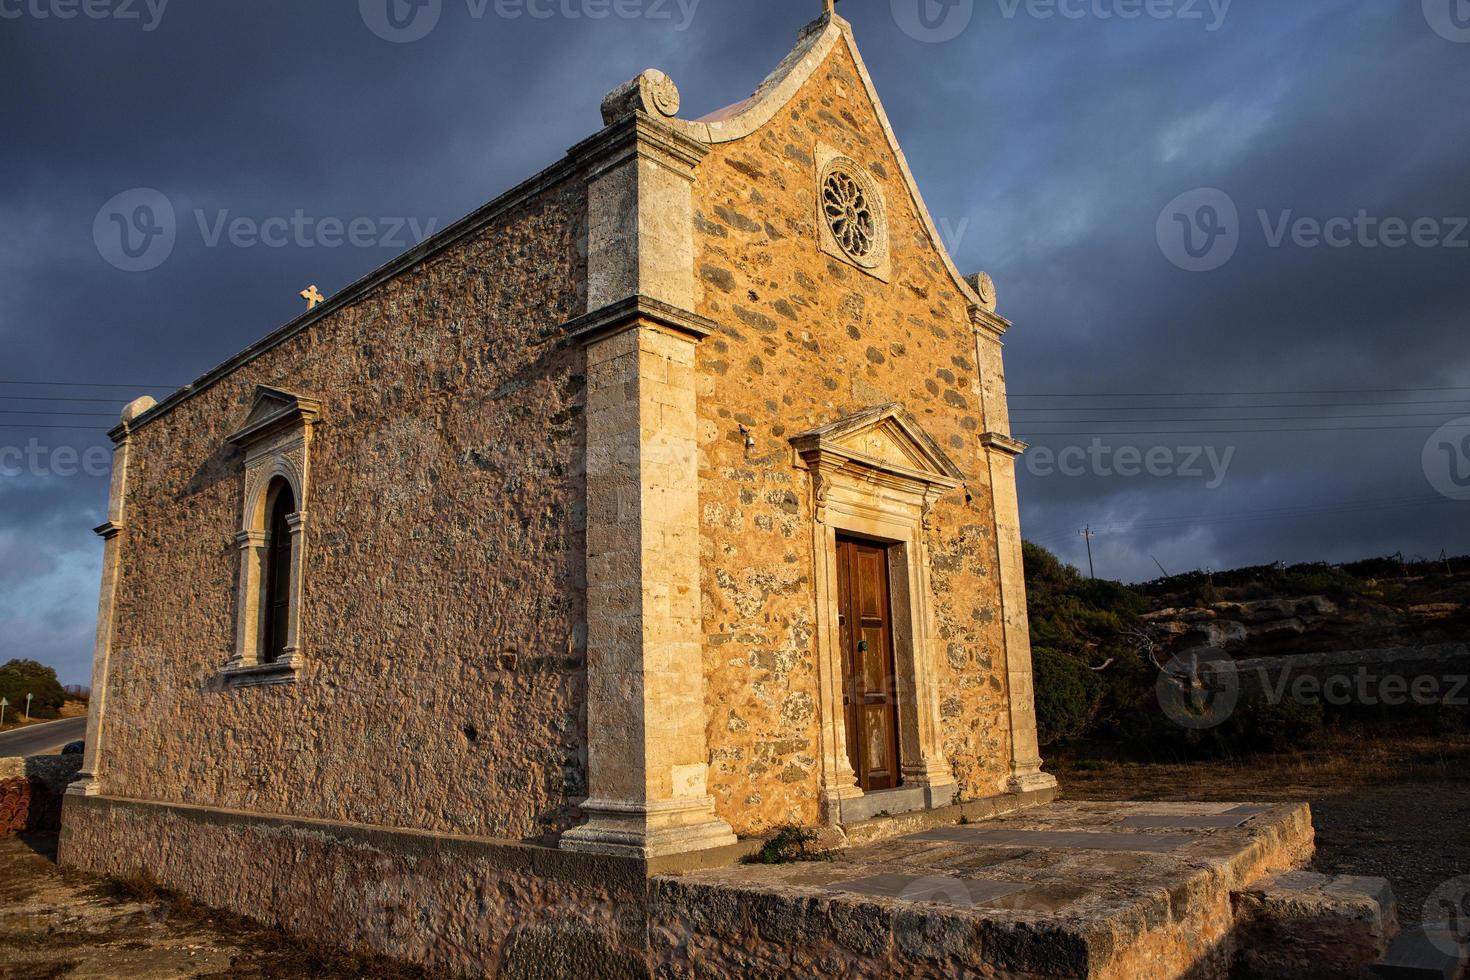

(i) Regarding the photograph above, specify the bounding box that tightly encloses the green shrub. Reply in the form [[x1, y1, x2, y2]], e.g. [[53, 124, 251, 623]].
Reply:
[[745, 826, 834, 865], [0, 659, 67, 721], [1033, 647, 1102, 746]]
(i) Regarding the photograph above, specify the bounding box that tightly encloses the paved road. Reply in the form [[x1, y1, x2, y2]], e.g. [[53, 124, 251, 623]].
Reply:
[[0, 716, 87, 758]]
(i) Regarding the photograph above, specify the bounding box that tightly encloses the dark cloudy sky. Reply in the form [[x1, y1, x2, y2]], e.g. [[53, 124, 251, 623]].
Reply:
[[3, 0, 1468, 685]]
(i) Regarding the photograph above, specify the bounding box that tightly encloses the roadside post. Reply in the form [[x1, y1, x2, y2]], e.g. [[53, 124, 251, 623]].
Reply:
[[0, 698, 7, 726], [24, 693, 32, 722]]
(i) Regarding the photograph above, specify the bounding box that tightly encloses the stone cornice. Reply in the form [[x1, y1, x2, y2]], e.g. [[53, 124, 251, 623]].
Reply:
[[569, 112, 710, 182], [980, 432, 1029, 458], [93, 521, 124, 540], [566, 295, 716, 346], [971, 306, 1013, 339]]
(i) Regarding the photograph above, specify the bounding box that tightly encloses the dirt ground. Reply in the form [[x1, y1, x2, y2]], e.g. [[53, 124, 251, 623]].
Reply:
[[0, 834, 428, 980], [1, 732, 1465, 977]]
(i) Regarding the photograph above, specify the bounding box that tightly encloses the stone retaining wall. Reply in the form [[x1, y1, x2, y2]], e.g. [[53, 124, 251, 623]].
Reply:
[[0, 755, 82, 834], [60, 793, 678, 977]]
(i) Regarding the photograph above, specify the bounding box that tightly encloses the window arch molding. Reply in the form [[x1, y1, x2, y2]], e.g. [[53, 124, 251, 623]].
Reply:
[[222, 386, 321, 686]]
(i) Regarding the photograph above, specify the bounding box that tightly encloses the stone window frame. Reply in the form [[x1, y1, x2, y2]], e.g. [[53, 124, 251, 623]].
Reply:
[[221, 386, 321, 688], [791, 405, 963, 823], [815, 143, 891, 283]]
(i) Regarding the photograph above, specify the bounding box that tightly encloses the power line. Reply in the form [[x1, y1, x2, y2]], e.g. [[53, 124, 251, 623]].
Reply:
[[1011, 385, 1470, 397], [1019, 424, 1443, 435], [1014, 412, 1466, 423], [0, 396, 137, 405], [1026, 494, 1450, 546], [0, 380, 179, 389], [0, 425, 113, 431], [1015, 399, 1470, 410]]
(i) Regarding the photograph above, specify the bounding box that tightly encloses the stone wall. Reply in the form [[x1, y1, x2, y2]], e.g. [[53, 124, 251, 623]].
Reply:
[[61, 794, 647, 978], [95, 176, 591, 842], [0, 755, 82, 834], [690, 39, 1014, 830]]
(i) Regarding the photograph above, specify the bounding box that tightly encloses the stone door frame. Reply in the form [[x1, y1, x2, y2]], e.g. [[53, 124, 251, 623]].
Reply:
[[791, 405, 963, 825]]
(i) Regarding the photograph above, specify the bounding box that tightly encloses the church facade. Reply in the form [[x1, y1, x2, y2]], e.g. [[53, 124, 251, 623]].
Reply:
[[61, 11, 1056, 971]]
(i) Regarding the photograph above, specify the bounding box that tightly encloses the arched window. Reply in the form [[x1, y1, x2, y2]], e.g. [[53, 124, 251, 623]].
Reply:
[[223, 385, 319, 685], [261, 479, 296, 665]]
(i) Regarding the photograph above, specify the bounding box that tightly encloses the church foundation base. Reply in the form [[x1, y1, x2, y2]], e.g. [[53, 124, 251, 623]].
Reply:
[[60, 794, 653, 977]]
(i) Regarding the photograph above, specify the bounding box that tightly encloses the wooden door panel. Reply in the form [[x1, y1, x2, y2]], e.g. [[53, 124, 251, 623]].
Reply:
[[837, 536, 902, 793]]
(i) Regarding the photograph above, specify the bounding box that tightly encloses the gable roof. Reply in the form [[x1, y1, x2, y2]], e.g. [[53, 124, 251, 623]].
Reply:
[[667, 13, 986, 313]]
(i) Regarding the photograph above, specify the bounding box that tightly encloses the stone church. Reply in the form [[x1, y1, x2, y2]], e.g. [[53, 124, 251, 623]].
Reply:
[[61, 9, 1057, 971]]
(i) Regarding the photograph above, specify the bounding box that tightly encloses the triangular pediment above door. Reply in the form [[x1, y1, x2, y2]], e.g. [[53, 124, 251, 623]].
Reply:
[[227, 385, 323, 446], [789, 404, 964, 489]]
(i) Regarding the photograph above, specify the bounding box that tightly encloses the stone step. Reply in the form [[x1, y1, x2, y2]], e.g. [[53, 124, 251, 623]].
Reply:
[[1372, 927, 1468, 980], [1232, 871, 1398, 979]]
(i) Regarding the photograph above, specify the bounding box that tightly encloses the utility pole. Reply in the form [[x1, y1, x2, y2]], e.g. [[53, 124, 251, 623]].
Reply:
[[1079, 526, 1096, 580], [1151, 555, 1170, 578]]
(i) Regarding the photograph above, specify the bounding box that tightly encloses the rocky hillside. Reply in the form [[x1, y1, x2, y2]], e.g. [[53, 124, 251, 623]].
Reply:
[[1136, 562, 1470, 659]]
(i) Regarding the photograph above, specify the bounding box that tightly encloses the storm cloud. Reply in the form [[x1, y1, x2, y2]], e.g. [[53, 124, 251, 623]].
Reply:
[[2, 0, 1466, 684]]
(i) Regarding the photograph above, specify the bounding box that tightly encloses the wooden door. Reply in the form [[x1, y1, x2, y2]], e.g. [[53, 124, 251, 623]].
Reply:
[[836, 536, 902, 792]]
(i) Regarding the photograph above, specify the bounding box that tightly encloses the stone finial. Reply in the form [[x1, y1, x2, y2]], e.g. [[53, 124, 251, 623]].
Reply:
[[967, 271, 998, 312], [600, 69, 681, 125], [120, 395, 157, 424]]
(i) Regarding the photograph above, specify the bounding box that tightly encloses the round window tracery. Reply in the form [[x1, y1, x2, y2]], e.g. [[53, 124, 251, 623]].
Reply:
[[820, 159, 886, 269]]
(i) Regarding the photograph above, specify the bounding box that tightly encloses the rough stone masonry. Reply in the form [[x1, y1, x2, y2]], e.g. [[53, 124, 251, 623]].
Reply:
[[60, 11, 1063, 973]]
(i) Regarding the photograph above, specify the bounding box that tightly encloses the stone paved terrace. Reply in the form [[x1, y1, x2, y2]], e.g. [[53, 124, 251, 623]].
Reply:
[[648, 801, 1319, 979]]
